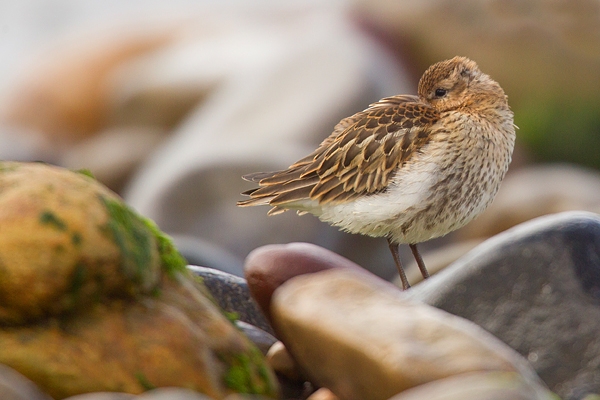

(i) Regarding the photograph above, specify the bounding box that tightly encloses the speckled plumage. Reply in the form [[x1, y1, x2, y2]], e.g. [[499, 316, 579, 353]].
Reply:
[[238, 56, 516, 289]]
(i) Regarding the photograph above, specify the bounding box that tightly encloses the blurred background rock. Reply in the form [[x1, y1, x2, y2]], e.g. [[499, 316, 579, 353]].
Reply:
[[0, 0, 599, 280]]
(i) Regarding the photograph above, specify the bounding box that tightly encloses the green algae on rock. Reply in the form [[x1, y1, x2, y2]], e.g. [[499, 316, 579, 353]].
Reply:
[[0, 161, 278, 399], [98, 195, 161, 293]]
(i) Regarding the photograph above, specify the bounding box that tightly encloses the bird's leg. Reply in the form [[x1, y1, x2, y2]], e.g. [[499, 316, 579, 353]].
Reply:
[[409, 243, 430, 279], [387, 238, 410, 290]]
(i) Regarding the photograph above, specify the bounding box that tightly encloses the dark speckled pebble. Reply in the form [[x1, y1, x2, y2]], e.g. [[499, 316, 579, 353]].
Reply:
[[187, 265, 273, 334], [235, 321, 277, 355]]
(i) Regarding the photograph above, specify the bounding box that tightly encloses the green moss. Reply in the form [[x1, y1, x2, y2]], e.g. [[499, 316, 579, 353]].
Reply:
[[223, 311, 240, 324], [99, 195, 156, 289], [140, 216, 187, 277], [516, 96, 600, 169], [74, 168, 96, 179], [222, 347, 277, 396], [135, 371, 156, 391], [0, 163, 19, 173], [39, 211, 67, 231], [71, 232, 82, 246], [99, 195, 187, 290], [68, 263, 87, 297]]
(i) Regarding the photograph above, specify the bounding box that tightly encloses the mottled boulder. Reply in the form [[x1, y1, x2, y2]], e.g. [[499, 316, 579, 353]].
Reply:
[[0, 162, 277, 399], [410, 211, 600, 399]]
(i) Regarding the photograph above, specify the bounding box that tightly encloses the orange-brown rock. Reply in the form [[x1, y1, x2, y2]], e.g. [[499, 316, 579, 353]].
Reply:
[[0, 162, 278, 399]]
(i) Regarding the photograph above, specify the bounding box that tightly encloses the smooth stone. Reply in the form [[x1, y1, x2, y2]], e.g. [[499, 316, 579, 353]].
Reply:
[[271, 268, 548, 400], [187, 265, 272, 334], [138, 387, 214, 399], [389, 371, 555, 400], [63, 393, 136, 400], [265, 340, 314, 400], [306, 388, 340, 400], [0, 363, 53, 400], [409, 211, 600, 399], [235, 321, 277, 356], [243, 242, 368, 324], [265, 341, 303, 382]]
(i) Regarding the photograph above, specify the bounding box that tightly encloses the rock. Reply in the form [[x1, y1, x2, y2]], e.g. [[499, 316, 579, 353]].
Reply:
[[271, 267, 549, 400], [243, 242, 368, 324], [188, 265, 272, 334], [138, 388, 214, 399], [0, 363, 53, 400], [0, 25, 175, 142], [223, 395, 274, 400], [388, 371, 554, 400], [0, 162, 161, 324], [63, 393, 136, 400], [265, 341, 313, 400], [409, 211, 600, 399], [235, 322, 277, 356], [265, 341, 303, 382], [0, 162, 277, 399], [306, 388, 340, 400]]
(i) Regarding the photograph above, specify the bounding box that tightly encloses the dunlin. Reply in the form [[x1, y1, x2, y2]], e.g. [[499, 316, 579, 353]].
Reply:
[[238, 56, 516, 289]]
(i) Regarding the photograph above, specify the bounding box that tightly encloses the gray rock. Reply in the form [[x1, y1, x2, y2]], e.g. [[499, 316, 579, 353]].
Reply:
[[235, 321, 277, 355], [410, 211, 600, 399], [187, 265, 272, 335], [0, 363, 53, 400]]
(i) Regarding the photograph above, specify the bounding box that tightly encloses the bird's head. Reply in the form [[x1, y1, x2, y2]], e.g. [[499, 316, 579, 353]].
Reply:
[[417, 56, 507, 112]]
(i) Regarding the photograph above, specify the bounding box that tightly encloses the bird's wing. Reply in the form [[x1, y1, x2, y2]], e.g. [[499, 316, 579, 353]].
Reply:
[[238, 95, 440, 212]]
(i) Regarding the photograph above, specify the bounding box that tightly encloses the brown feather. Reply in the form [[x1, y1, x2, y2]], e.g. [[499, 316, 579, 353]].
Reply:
[[237, 94, 440, 209]]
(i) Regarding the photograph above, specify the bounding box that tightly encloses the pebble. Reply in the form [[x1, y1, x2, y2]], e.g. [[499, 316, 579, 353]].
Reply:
[[187, 265, 272, 334], [243, 242, 368, 325], [270, 267, 549, 400]]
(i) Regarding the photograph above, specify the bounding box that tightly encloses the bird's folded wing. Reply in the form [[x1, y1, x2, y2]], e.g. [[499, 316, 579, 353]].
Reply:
[[239, 95, 440, 208]]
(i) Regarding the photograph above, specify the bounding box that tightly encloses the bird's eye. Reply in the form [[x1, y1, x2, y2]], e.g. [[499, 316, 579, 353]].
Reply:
[[434, 88, 447, 98]]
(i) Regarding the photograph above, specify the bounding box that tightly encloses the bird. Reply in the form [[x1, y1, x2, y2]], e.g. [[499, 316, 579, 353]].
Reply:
[[237, 56, 516, 290]]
